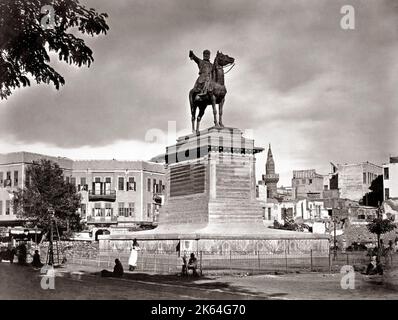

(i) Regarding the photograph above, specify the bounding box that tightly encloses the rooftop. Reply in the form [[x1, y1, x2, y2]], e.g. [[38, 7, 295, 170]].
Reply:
[[0, 152, 165, 174], [0, 151, 73, 169], [390, 156, 398, 164], [72, 160, 165, 173]]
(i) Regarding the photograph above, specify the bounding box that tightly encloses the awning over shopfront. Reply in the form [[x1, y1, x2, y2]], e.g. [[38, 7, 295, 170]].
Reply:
[[9, 227, 42, 235]]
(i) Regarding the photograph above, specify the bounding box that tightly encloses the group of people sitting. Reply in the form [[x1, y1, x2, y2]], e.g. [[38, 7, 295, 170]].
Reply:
[[0, 245, 44, 268], [100, 252, 200, 278]]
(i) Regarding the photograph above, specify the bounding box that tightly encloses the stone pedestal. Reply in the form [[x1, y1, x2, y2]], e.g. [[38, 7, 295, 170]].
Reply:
[[101, 127, 329, 254], [159, 126, 264, 234]]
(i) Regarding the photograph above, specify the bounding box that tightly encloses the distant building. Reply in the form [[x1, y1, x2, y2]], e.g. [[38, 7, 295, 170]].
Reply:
[[0, 152, 165, 234], [292, 169, 327, 199], [258, 144, 279, 199], [0, 152, 73, 227], [260, 197, 329, 226], [383, 156, 398, 200], [277, 186, 293, 201], [383, 198, 398, 222], [72, 160, 165, 229], [330, 162, 382, 202]]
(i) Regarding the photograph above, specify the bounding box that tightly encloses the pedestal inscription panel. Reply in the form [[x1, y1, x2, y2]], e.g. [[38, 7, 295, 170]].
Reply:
[[170, 163, 205, 197]]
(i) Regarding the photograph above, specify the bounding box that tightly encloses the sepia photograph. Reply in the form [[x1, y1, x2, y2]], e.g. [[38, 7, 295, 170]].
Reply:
[[0, 0, 398, 308]]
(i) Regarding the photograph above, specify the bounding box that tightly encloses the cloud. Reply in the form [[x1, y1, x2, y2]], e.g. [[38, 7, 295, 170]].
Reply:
[[1, 0, 397, 185]]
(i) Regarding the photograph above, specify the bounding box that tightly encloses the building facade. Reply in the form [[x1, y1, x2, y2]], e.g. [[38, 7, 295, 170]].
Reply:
[[259, 197, 329, 226], [0, 152, 165, 231], [0, 152, 73, 226], [383, 156, 398, 201], [330, 162, 382, 202], [292, 169, 326, 199], [73, 160, 165, 228], [276, 186, 293, 201]]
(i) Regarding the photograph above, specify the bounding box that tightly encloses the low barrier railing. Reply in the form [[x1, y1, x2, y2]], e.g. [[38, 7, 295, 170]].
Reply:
[[65, 249, 397, 275]]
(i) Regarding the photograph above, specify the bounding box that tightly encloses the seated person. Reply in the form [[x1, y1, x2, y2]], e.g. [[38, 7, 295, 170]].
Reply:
[[1, 247, 16, 263], [187, 253, 199, 276], [31, 250, 44, 268], [101, 259, 124, 278], [113, 259, 124, 277], [366, 256, 383, 275]]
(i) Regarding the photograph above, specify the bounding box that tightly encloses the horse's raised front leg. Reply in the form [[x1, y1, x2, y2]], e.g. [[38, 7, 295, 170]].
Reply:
[[218, 98, 225, 128], [211, 95, 218, 127]]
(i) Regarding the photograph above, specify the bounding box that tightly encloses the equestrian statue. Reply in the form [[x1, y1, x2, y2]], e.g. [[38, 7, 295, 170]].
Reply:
[[189, 49, 235, 133]]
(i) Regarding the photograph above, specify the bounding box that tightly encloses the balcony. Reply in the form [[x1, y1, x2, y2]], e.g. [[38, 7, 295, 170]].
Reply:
[[88, 189, 116, 202], [153, 192, 165, 205], [78, 184, 89, 192], [262, 173, 279, 183], [86, 216, 118, 224]]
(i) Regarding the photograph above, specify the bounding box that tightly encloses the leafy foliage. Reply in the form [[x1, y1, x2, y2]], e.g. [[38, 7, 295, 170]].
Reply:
[[12, 159, 82, 232], [367, 217, 396, 236], [0, 0, 109, 99], [360, 175, 383, 207]]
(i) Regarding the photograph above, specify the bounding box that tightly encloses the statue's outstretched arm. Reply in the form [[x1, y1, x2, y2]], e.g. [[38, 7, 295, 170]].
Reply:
[[189, 50, 201, 64]]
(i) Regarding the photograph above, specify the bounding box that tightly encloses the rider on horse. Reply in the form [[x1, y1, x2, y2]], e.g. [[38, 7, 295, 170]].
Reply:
[[189, 49, 213, 100]]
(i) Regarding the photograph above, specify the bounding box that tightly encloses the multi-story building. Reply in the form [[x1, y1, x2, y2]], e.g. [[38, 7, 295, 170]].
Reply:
[[72, 160, 165, 228], [330, 162, 382, 202], [0, 152, 165, 233], [276, 186, 293, 201], [383, 156, 398, 200], [259, 197, 329, 226], [0, 152, 73, 227], [291, 169, 327, 199]]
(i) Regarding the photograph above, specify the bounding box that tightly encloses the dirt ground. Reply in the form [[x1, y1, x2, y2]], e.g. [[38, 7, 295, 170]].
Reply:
[[1, 261, 398, 300]]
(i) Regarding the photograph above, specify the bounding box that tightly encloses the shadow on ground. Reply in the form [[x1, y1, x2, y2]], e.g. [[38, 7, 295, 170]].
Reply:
[[79, 271, 268, 297]]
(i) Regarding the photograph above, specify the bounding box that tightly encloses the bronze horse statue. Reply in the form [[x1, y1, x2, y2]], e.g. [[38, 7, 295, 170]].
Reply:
[[189, 51, 235, 133]]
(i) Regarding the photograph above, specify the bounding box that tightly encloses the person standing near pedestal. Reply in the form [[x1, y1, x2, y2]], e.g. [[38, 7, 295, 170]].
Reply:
[[128, 239, 141, 271]]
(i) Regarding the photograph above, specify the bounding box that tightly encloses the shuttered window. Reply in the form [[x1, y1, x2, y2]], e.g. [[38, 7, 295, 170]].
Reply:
[[14, 171, 18, 186], [127, 177, 136, 191], [105, 203, 112, 216], [128, 202, 135, 217], [5, 200, 10, 215], [118, 177, 124, 191], [80, 204, 86, 218], [118, 202, 124, 216]]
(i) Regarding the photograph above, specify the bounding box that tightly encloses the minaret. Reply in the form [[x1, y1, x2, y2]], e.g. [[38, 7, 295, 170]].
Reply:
[[262, 144, 279, 199]]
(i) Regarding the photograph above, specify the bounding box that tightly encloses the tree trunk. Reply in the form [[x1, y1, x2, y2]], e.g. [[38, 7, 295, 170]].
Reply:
[[377, 233, 381, 262]]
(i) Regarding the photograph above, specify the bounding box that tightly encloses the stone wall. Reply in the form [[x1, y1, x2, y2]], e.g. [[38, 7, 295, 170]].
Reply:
[[35, 241, 99, 261]]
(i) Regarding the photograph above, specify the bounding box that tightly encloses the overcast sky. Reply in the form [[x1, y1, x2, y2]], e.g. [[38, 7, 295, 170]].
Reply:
[[1, 0, 398, 185]]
